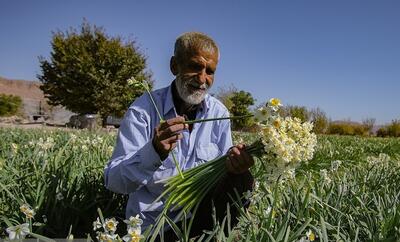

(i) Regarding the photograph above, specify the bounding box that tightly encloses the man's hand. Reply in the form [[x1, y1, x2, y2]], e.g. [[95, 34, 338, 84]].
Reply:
[[153, 116, 188, 160], [225, 144, 254, 174]]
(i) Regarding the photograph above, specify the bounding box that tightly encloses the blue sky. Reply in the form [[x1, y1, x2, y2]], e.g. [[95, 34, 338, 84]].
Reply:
[[1, 0, 399, 124]]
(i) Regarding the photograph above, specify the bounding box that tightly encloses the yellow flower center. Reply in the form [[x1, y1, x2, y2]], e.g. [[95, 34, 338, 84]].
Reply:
[[130, 233, 140, 242], [307, 231, 316, 241], [106, 222, 114, 230], [270, 98, 281, 106], [273, 119, 281, 128]]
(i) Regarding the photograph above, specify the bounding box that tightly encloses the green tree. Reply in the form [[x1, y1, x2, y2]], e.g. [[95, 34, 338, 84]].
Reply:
[[229, 90, 255, 130], [377, 121, 400, 137], [213, 84, 237, 111], [281, 105, 310, 123], [38, 21, 151, 126], [362, 118, 376, 136], [0, 94, 22, 117], [309, 107, 329, 134]]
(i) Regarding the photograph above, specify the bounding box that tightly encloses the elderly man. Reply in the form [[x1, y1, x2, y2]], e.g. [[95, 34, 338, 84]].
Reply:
[[104, 32, 254, 239]]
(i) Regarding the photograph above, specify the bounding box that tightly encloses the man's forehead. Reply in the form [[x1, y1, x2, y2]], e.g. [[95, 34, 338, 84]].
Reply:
[[185, 48, 218, 63]]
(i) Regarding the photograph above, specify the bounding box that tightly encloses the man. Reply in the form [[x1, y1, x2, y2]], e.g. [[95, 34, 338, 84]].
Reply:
[[104, 32, 254, 239]]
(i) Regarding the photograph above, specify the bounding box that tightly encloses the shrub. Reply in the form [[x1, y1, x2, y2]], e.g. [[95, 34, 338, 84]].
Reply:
[[310, 107, 329, 134], [377, 120, 400, 137], [280, 105, 310, 123], [0, 94, 22, 117], [327, 122, 368, 136], [229, 91, 255, 130]]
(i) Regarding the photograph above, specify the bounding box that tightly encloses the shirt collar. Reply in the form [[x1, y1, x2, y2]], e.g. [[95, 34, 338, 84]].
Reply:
[[163, 81, 210, 116]]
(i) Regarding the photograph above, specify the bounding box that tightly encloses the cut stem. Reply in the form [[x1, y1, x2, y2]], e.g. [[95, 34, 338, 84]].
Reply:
[[171, 151, 184, 179], [184, 114, 253, 125], [139, 79, 184, 178]]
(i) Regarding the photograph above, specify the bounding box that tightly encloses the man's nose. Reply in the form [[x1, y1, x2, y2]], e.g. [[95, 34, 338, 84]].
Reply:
[[197, 69, 207, 85]]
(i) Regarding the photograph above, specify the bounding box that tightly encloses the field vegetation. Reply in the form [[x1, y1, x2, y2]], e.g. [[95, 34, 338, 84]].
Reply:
[[1, 127, 400, 241]]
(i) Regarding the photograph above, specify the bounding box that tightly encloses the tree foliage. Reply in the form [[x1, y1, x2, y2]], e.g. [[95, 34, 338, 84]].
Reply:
[[309, 107, 329, 134], [38, 21, 151, 124], [229, 90, 255, 130], [327, 121, 369, 136], [377, 120, 400, 137], [281, 105, 310, 123], [362, 118, 376, 135], [213, 84, 238, 111], [0, 94, 22, 117]]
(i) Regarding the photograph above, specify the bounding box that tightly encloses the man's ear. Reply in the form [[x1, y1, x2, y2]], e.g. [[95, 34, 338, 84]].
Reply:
[[170, 56, 179, 76]]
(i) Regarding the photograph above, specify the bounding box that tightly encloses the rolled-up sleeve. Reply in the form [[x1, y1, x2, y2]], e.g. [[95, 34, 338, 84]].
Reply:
[[104, 108, 161, 194]]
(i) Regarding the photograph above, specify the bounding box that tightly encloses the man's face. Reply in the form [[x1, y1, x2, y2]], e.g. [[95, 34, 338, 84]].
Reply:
[[173, 48, 218, 105]]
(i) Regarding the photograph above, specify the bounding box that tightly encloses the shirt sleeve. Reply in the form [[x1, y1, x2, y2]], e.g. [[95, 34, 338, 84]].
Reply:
[[218, 109, 233, 155], [104, 108, 161, 194]]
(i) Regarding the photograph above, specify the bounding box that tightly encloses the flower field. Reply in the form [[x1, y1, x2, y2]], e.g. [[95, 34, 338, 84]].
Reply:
[[1, 127, 400, 241]]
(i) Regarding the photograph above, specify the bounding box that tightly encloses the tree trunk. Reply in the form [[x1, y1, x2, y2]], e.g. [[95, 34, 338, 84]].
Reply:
[[102, 116, 107, 128]]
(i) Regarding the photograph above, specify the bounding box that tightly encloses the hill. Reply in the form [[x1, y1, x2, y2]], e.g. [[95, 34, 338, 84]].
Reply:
[[0, 76, 73, 123]]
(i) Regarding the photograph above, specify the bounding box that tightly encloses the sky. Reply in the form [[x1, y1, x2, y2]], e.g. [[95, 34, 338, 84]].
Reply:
[[0, 0, 399, 124]]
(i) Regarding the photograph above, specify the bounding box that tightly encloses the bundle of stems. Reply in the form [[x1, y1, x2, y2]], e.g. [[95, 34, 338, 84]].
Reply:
[[149, 139, 266, 241], [160, 139, 265, 215]]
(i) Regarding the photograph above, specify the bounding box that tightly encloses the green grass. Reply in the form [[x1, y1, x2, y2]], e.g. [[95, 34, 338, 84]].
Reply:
[[1, 127, 400, 241]]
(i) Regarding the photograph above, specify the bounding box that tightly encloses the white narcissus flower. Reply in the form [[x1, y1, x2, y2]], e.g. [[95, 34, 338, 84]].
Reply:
[[267, 97, 282, 112], [103, 217, 119, 234], [97, 232, 118, 242], [264, 206, 272, 216], [6, 223, 30, 240], [306, 229, 316, 241], [56, 192, 64, 201], [123, 215, 143, 228], [269, 98, 282, 107], [122, 230, 141, 242], [124, 214, 143, 236], [254, 107, 271, 123], [93, 217, 102, 231], [283, 168, 296, 180], [20, 204, 35, 219], [319, 169, 331, 184], [331, 160, 342, 171]]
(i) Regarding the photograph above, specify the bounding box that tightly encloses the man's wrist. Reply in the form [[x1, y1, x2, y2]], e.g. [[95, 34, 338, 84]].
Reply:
[[152, 138, 168, 161]]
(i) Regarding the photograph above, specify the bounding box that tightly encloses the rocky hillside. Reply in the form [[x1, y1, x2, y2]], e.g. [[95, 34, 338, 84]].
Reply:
[[0, 76, 73, 123]]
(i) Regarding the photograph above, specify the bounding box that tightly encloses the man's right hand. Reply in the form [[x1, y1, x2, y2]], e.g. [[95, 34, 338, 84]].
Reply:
[[152, 116, 188, 160]]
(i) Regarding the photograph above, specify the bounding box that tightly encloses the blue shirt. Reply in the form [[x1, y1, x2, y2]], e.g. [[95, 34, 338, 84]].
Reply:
[[104, 84, 232, 228]]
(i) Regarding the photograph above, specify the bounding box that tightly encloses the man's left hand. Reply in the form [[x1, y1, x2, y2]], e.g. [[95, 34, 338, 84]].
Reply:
[[225, 144, 254, 174]]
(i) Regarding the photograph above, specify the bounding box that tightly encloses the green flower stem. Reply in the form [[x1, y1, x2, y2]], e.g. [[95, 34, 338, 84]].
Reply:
[[140, 79, 185, 178], [183, 114, 253, 125], [142, 81, 164, 123], [152, 139, 264, 237], [162, 139, 265, 212], [171, 151, 184, 179]]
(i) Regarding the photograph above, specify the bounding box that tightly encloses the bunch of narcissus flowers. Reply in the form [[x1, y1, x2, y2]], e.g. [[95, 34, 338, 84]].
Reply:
[[5, 204, 51, 241], [150, 98, 317, 238], [93, 213, 143, 242], [254, 98, 318, 183]]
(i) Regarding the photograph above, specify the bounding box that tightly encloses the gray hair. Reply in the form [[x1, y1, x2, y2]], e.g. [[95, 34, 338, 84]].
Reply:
[[174, 32, 220, 61]]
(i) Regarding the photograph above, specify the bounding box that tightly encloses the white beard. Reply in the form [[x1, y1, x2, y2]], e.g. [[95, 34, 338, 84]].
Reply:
[[175, 75, 210, 105]]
